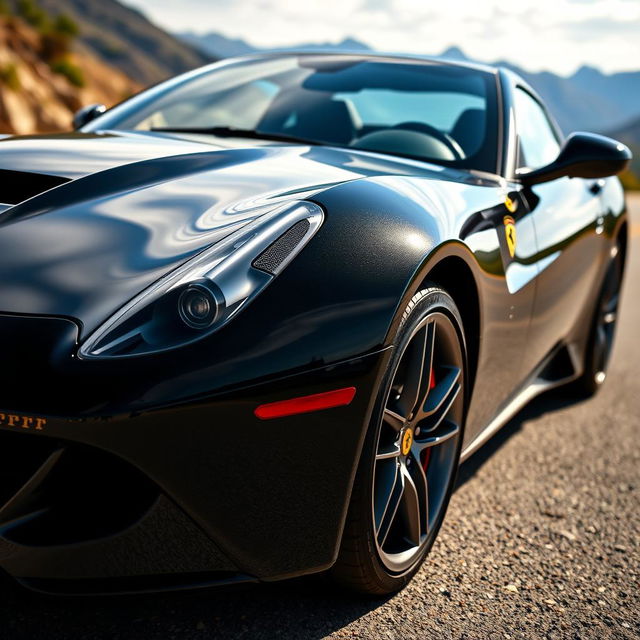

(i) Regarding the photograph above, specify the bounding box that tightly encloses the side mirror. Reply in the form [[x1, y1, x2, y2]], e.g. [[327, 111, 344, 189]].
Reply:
[[72, 103, 107, 130], [518, 132, 631, 186]]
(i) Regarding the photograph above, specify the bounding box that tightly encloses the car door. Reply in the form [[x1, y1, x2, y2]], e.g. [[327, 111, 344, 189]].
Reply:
[[514, 87, 608, 377], [460, 178, 541, 447]]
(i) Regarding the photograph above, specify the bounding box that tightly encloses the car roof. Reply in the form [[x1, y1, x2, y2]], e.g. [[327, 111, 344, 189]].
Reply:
[[229, 49, 502, 77]]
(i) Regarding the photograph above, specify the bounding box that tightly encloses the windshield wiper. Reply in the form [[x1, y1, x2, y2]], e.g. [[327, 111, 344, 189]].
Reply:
[[150, 126, 324, 147]]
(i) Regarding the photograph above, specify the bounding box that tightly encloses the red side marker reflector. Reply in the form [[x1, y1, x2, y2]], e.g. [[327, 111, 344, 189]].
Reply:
[[254, 387, 356, 420]]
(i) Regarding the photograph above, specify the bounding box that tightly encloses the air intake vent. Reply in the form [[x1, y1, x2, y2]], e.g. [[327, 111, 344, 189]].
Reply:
[[0, 169, 70, 205], [252, 218, 311, 275]]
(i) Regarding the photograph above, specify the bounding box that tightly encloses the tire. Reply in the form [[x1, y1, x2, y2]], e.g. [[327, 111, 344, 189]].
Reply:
[[573, 239, 624, 397], [331, 286, 467, 595]]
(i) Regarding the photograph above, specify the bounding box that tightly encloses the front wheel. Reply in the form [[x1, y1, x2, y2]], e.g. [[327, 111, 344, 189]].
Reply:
[[331, 286, 466, 594]]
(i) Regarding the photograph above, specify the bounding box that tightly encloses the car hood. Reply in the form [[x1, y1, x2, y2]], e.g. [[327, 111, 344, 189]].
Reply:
[[0, 131, 219, 181], [0, 131, 460, 335]]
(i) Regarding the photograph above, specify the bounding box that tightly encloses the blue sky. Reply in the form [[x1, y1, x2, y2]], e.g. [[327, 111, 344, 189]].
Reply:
[[125, 0, 640, 75]]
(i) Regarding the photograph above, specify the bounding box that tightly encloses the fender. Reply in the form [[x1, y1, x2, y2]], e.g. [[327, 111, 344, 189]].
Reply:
[[310, 175, 496, 348]]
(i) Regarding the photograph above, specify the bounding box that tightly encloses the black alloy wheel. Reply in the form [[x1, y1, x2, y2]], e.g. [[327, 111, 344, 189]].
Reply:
[[576, 238, 625, 396], [332, 286, 466, 594]]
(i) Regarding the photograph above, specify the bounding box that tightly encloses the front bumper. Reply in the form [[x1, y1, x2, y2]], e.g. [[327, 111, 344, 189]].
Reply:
[[0, 347, 391, 593]]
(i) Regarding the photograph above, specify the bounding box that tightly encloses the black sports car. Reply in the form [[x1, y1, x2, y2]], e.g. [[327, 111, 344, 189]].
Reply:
[[0, 53, 630, 595]]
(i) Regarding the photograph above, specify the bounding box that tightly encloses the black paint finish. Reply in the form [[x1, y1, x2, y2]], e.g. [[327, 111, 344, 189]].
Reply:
[[0, 53, 629, 591]]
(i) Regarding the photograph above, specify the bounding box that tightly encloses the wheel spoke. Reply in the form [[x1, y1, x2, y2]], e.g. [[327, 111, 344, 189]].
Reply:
[[409, 453, 429, 535], [413, 420, 460, 452], [376, 462, 403, 546], [602, 323, 615, 353], [594, 323, 608, 370], [603, 292, 619, 316], [399, 465, 422, 546], [416, 321, 436, 416], [376, 443, 401, 460], [383, 408, 405, 433], [417, 365, 461, 428], [395, 322, 435, 418]]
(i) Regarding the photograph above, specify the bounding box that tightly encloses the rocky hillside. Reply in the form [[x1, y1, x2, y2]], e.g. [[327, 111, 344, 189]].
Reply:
[[10, 0, 211, 85], [0, 12, 139, 134]]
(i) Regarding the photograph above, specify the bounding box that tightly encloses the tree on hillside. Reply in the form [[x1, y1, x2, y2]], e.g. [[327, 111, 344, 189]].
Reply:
[[14, 0, 86, 88], [17, 0, 46, 28]]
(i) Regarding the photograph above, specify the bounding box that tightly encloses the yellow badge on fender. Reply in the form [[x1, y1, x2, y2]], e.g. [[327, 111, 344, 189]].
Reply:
[[504, 195, 518, 214], [503, 215, 517, 258]]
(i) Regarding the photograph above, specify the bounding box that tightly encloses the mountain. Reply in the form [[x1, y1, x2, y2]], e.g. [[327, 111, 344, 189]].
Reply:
[[445, 50, 640, 134], [180, 33, 640, 136], [8, 0, 211, 85], [438, 46, 468, 62], [431, 49, 640, 134], [181, 32, 370, 60], [571, 66, 640, 121], [609, 116, 640, 148], [181, 31, 256, 59], [0, 13, 140, 134], [497, 63, 640, 135]]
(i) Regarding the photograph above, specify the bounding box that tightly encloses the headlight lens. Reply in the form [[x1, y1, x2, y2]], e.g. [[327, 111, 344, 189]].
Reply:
[[79, 200, 324, 358], [178, 283, 221, 329]]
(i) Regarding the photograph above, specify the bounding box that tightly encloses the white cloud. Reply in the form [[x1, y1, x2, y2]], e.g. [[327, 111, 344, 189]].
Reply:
[[125, 0, 640, 74]]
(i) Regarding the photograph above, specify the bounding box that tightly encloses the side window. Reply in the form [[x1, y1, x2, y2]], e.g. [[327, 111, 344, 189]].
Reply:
[[514, 88, 560, 170]]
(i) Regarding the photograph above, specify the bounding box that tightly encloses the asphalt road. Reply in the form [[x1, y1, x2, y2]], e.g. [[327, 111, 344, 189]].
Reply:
[[1, 197, 639, 640]]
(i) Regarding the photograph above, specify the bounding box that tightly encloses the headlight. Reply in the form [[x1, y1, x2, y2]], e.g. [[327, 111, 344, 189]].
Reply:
[[79, 200, 324, 358], [178, 283, 221, 329]]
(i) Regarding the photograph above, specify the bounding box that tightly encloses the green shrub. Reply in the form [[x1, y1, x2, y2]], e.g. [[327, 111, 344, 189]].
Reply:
[[17, 0, 47, 28], [0, 62, 21, 90], [39, 12, 80, 62], [53, 13, 79, 38], [50, 58, 84, 87]]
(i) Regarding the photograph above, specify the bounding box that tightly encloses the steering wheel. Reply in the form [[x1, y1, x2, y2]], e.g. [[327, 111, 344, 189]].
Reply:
[[391, 122, 464, 160]]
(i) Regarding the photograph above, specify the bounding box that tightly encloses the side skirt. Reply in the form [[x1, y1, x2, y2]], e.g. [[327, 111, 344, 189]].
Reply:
[[460, 342, 582, 463]]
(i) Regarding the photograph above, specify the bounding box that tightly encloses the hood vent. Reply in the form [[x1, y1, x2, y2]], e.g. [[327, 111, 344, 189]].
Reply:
[[0, 169, 70, 206], [252, 219, 312, 275]]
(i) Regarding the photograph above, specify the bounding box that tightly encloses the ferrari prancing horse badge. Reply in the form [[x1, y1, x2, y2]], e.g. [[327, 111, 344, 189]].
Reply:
[[503, 215, 517, 258]]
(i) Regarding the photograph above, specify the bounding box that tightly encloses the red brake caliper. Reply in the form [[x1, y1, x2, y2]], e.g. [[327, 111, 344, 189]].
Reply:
[[421, 369, 437, 471]]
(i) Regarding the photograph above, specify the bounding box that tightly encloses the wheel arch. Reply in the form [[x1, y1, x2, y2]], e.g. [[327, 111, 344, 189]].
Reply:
[[385, 243, 483, 404], [310, 177, 487, 407], [418, 254, 481, 400]]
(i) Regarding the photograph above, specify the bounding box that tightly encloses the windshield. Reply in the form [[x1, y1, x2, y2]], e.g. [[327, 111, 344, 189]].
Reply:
[[86, 55, 499, 173]]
